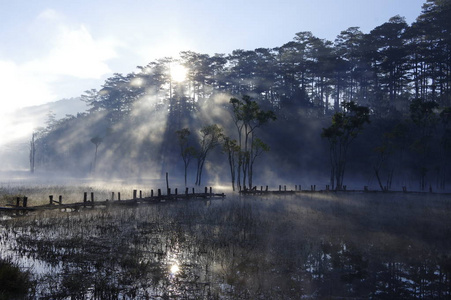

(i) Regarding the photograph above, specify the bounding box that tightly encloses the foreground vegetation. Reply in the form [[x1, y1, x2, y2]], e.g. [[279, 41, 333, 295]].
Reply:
[[1, 188, 451, 299], [0, 258, 31, 299]]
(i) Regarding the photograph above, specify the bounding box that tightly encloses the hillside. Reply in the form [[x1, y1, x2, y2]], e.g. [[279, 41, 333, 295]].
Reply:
[[0, 98, 88, 170]]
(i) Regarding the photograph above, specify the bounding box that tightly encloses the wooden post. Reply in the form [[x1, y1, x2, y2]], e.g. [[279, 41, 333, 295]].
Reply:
[[175, 188, 178, 195], [59, 195, 62, 205], [111, 192, 115, 201], [158, 189, 161, 197], [284, 185, 286, 191], [279, 185, 281, 191], [118, 192, 121, 201], [326, 185, 329, 191], [209, 187, 212, 195], [151, 190, 154, 197], [83, 192, 87, 203], [23, 197, 28, 208], [167, 188, 171, 195], [139, 190, 142, 198], [260, 186, 263, 191], [185, 187, 188, 195], [16, 197, 20, 207], [265, 186, 268, 192], [133, 190, 137, 199], [166, 172, 169, 191], [91, 192, 94, 202], [295, 185, 297, 191], [204, 187, 208, 194], [192, 187, 195, 194], [49, 195, 53, 205]]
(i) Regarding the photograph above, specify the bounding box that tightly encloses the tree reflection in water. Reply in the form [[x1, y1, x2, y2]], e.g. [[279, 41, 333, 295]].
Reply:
[[1, 192, 451, 299]]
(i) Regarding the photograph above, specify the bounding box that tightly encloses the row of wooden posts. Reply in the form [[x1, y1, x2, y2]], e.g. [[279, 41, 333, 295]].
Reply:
[[245, 185, 331, 192], [7, 184, 432, 209], [11, 187, 217, 208], [243, 184, 414, 193]]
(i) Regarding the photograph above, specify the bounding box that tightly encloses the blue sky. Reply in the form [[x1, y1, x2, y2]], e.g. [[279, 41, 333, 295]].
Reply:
[[0, 0, 425, 113]]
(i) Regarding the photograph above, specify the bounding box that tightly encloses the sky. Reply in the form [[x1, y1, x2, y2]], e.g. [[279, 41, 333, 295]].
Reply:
[[0, 0, 426, 151], [0, 0, 426, 112]]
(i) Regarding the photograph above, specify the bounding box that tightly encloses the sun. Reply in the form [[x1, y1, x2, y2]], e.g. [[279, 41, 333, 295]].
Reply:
[[170, 63, 187, 82]]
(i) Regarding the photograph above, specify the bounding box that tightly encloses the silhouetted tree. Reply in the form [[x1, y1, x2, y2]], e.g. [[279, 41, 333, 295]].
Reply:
[[322, 101, 370, 190], [222, 137, 240, 191], [195, 124, 223, 186], [229, 95, 276, 190], [248, 137, 270, 189], [90, 136, 103, 173], [29, 132, 36, 173], [176, 128, 196, 186], [410, 99, 439, 190]]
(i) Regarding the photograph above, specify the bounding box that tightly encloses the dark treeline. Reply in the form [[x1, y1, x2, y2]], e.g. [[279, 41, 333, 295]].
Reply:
[[31, 0, 451, 191]]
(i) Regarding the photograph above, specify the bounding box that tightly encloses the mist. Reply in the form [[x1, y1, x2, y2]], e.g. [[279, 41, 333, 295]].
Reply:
[[3, 4, 451, 193]]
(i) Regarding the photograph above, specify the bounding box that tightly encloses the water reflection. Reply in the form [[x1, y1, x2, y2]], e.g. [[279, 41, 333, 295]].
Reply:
[[170, 263, 179, 275], [1, 192, 451, 299]]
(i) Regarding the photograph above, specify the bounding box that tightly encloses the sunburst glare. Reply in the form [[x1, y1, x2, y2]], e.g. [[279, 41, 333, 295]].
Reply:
[[170, 64, 187, 82], [170, 263, 180, 275]]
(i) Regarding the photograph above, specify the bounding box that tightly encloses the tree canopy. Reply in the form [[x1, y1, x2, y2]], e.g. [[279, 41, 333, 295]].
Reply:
[[31, 1, 451, 190]]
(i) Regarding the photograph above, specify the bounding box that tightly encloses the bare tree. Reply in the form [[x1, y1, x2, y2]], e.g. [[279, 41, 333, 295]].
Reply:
[[176, 128, 197, 186], [90, 136, 103, 173], [195, 124, 223, 186]]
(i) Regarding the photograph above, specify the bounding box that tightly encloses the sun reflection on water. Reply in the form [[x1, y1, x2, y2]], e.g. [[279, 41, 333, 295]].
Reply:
[[170, 263, 180, 275]]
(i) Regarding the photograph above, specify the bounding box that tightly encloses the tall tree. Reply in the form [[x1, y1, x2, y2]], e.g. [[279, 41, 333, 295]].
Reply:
[[29, 132, 36, 173], [90, 136, 103, 174], [409, 98, 439, 190], [222, 137, 241, 191], [195, 124, 223, 186], [368, 16, 409, 115], [229, 95, 276, 189], [248, 137, 270, 189], [322, 101, 370, 190], [176, 128, 196, 186]]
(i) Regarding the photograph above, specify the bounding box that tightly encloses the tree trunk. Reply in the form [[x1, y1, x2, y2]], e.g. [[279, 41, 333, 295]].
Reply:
[[374, 167, 385, 191]]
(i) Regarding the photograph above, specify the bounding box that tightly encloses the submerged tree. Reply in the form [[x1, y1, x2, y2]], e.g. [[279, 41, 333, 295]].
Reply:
[[195, 124, 223, 186], [248, 138, 270, 189], [409, 99, 439, 190], [322, 101, 370, 190], [229, 95, 276, 190], [176, 128, 197, 186], [90, 136, 103, 173], [29, 132, 36, 173], [372, 122, 408, 191], [222, 137, 241, 191]]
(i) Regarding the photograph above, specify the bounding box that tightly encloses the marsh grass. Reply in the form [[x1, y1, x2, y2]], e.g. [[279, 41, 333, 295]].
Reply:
[[1, 191, 451, 299], [0, 258, 31, 299]]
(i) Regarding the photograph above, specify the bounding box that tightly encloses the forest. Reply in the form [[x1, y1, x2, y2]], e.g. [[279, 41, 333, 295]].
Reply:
[[31, 0, 451, 192]]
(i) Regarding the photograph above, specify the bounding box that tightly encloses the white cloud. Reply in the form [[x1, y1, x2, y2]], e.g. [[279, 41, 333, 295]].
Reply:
[[0, 10, 119, 112], [25, 24, 118, 79], [36, 8, 65, 22], [0, 60, 56, 112], [0, 9, 120, 150]]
